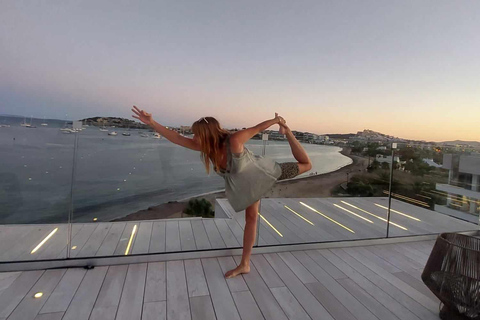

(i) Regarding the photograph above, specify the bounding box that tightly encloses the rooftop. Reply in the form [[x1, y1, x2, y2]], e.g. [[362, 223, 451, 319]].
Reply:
[[0, 239, 440, 320]]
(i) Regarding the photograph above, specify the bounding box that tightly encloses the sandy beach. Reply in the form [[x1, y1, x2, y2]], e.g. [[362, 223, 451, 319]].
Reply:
[[114, 148, 368, 222]]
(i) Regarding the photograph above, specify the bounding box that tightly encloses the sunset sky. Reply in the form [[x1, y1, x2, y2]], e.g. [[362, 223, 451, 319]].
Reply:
[[1, 1, 479, 142]]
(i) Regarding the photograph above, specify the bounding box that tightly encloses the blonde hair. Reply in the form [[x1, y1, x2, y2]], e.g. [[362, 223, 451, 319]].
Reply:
[[191, 117, 230, 174]]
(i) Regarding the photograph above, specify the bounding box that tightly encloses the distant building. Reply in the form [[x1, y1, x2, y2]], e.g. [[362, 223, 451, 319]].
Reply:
[[435, 154, 480, 223], [268, 131, 287, 140], [422, 158, 442, 168], [375, 154, 401, 164]]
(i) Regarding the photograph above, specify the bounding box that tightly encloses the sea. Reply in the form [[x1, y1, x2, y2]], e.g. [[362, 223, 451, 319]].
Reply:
[[0, 116, 352, 223]]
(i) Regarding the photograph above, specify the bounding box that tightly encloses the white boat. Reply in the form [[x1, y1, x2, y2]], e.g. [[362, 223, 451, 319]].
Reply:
[[152, 132, 162, 139], [122, 132, 131, 136], [99, 120, 108, 131], [20, 117, 30, 127], [140, 133, 149, 138], [26, 116, 36, 128], [108, 131, 118, 136], [41, 116, 48, 126]]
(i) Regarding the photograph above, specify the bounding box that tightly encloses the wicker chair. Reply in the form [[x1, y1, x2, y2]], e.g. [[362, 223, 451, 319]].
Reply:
[[422, 232, 480, 320]]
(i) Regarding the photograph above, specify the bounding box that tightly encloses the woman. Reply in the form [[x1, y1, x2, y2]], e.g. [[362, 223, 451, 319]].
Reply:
[[131, 106, 312, 278]]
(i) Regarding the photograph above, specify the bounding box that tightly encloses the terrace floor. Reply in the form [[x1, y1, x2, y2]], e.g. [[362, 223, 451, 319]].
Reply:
[[0, 239, 443, 320], [0, 197, 477, 262]]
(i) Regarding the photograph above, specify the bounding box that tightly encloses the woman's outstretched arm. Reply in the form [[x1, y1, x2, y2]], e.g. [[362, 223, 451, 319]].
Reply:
[[230, 113, 284, 153], [131, 106, 201, 151]]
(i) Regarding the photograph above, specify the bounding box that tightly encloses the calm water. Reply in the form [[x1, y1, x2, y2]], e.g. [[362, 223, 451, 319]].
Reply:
[[0, 117, 352, 223]]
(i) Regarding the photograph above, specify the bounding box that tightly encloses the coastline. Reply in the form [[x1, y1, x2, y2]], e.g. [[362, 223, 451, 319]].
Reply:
[[113, 147, 367, 222]]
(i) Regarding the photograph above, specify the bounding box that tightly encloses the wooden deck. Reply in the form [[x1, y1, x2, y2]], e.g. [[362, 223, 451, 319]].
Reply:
[[0, 197, 476, 262], [0, 240, 444, 320]]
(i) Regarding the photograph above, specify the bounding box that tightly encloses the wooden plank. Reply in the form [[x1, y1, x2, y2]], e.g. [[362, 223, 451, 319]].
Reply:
[[249, 255, 285, 288], [34, 312, 64, 320], [143, 301, 166, 320], [77, 223, 111, 257], [262, 253, 334, 320], [149, 221, 166, 253], [343, 246, 402, 274], [217, 256, 249, 292], [67, 224, 98, 258], [62, 266, 108, 320], [202, 220, 226, 249], [116, 263, 148, 320], [190, 296, 216, 320], [0, 270, 44, 319], [114, 222, 138, 256], [337, 278, 400, 320], [392, 272, 438, 303], [318, 249, 419, 320], [33, 226, 69, 260], [144, 262, 166, 303], [303, 250, 347, 280], [184, 259, 209, 297], [224, 217, 246, 245], [2, 226, 52, 261], [215, 219, 240, 248], [292, 251, 378, 320], [166, 260, 191, 320], [271, 286, 311, 320], [201, 258, 241, 320], [190, 220, 211, 250], [132, 222, 153, 254], [365, 274, 438, 320], [7, 269, 65, 320], [40, 268, 87, 314], [304, 282, 357, 320], [364, 245, 423, 274], [95, 222, 126, 256], [89, 265, 128, 320], [165, 221, 181, 252], [338, 247, 438, 314], [231, 291, 265, 320], [179, 221, 197, 251], [232, 255, 288, 320], [0, 272, 21, 295], [277, 252, 317, 284]]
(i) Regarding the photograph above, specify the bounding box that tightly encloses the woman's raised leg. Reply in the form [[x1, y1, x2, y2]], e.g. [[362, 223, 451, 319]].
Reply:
[[224, 200, 260, 278], [283, 126, 312, 174]]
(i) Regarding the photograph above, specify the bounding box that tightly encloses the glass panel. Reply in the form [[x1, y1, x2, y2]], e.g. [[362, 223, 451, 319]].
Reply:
[[71, 119, 237, 258], [0, 116, 73, 262], [387, 143, 479, 238], [257, 130, 389, 247]]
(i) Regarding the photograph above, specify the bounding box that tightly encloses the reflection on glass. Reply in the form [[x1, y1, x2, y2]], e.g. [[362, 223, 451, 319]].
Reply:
[[0, 115, 73, 261], [387, 143, 478, 237], [258, 131, 389, 246]]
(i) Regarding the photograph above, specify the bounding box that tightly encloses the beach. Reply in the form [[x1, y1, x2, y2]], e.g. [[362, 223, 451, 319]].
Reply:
[[114, 148, 368, 221]]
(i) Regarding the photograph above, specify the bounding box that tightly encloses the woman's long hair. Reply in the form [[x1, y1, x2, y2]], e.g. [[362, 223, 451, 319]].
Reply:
[[191, 117, 230, 174]]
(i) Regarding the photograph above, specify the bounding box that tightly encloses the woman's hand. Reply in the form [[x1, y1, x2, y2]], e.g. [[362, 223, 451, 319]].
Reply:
[[131, 106, 153, 126]]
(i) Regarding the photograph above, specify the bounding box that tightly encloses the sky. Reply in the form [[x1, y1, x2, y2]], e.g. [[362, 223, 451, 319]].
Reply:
[[1, 1, 479, 142]]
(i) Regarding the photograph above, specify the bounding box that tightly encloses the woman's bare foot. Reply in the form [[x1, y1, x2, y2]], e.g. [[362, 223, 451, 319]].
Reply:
[[225, 264, 250, 278]]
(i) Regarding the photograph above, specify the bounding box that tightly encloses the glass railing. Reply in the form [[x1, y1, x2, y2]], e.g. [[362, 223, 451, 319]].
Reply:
[[0, 119, 478, 266]]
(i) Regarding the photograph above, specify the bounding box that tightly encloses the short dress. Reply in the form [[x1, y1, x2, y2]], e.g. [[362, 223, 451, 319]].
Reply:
[[216, 136, 300, 212]]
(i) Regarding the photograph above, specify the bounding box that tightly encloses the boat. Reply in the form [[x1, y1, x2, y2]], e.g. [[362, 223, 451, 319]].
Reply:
[[26, 116, 36, 128], [140, 133, 149, 138], [108, 131, 118, 136], [122, 132, 131, 136], [99, 120, 108, 132], [20, 117, 30, 127], [41, 116, 48, 126], [152, 132, 162, 139]]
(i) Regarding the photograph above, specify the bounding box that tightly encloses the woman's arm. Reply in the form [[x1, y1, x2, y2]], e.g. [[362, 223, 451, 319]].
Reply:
[[132, 106, 201, 151], [230, 113, 284, 153]]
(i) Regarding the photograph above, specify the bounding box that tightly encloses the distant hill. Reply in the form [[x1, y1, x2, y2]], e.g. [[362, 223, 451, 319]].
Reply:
[[439, 140, 480, 147], [324, 133, 356, 139], [80, 117, 149, 129]]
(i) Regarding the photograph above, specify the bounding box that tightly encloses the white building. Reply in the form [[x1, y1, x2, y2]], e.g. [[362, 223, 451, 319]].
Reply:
[[435, 154, 480, 223]]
